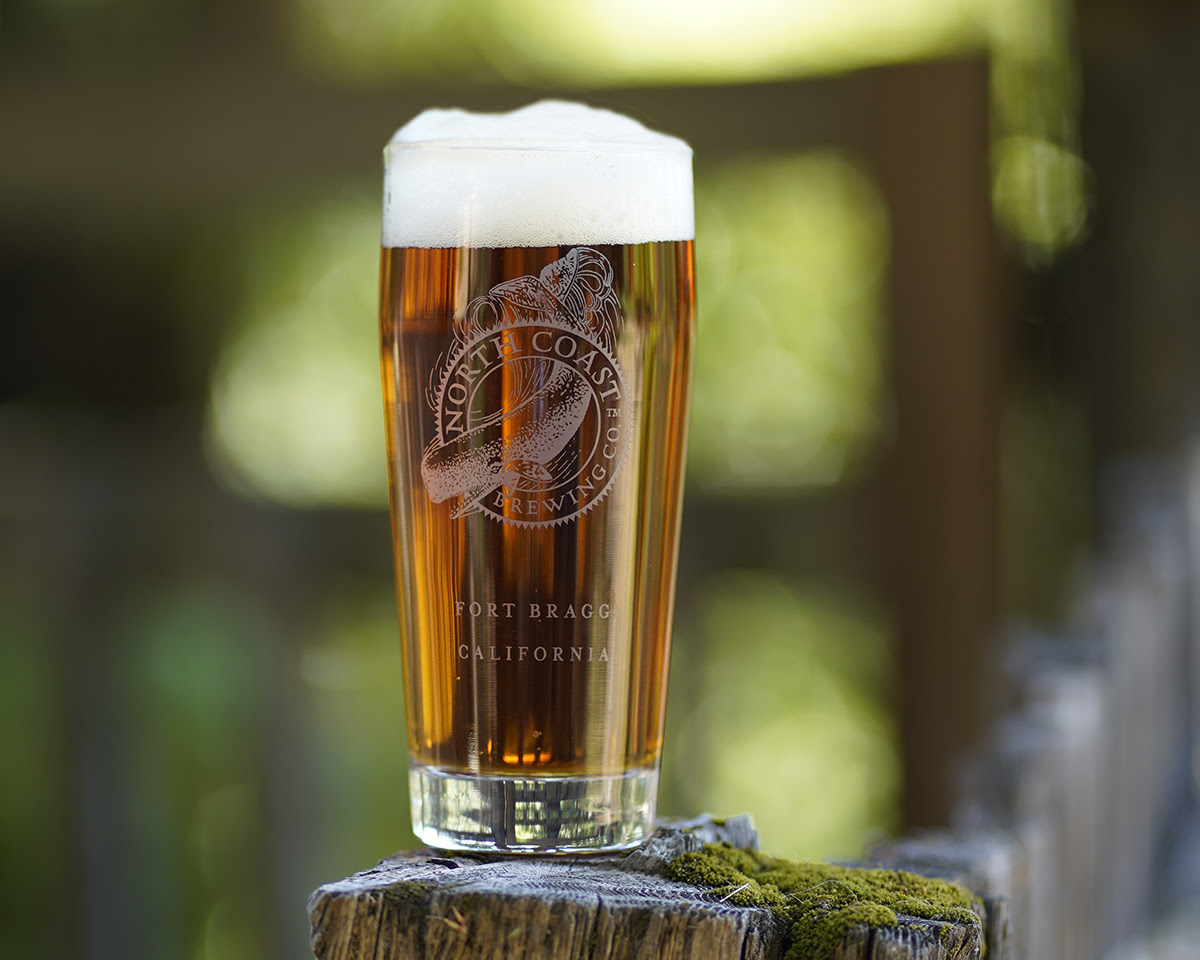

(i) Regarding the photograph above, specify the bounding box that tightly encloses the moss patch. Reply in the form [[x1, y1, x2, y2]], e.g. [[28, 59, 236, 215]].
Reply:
[[668, 843, 981, 960]]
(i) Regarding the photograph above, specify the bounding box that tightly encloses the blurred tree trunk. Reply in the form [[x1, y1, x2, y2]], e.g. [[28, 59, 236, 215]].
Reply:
[[1073, 0, 1200, 467], [855, 60, 1004, 830]]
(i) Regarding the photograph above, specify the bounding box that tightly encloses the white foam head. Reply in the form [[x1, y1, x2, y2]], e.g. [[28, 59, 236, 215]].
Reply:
[[383, 101, 694, 248]]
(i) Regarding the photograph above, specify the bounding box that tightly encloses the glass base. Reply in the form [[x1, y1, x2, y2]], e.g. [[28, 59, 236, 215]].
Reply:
[[409, 764, 657, 853]]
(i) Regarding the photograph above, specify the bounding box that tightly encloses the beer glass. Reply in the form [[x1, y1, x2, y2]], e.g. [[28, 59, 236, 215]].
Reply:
[[379, 102, 695, 852]]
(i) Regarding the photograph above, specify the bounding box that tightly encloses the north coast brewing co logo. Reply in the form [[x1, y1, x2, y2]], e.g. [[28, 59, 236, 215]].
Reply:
[[420, 248, 631, 528]]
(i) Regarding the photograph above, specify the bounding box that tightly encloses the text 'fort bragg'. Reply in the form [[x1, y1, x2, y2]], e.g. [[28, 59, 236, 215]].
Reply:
[[454, 600, 613, 663]]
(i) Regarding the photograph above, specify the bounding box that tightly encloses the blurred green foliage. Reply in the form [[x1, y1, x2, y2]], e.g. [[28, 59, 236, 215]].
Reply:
[[206, 199, 387, 508], [290, 0, 983, 86], [300, 588, 416, 877], [119, 581, 275, 960], [691, 153, 887, 490], [988, 0, 1087, 264], [662, 572, 898, 859]]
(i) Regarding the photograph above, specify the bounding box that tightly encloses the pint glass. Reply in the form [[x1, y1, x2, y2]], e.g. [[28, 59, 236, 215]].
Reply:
[[379, 102, 695, 852]]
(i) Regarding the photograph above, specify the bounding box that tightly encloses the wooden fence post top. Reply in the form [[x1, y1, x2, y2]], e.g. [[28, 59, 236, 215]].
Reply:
[[307, 816, 993, 960]]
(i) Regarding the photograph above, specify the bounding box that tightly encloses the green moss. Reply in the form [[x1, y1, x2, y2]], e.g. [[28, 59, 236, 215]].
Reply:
[[668, 843, 982, 960]]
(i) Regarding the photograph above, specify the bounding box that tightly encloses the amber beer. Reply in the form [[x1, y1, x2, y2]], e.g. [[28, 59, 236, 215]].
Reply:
[[380, 103, 695, 851]]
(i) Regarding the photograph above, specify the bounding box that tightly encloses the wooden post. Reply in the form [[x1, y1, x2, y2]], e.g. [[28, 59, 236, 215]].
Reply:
[[852, 59, 1004, 830], [308, 817, 995, 960]]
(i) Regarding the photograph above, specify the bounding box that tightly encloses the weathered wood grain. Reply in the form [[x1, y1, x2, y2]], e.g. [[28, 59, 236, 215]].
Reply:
[[308, 817, 989, 960]]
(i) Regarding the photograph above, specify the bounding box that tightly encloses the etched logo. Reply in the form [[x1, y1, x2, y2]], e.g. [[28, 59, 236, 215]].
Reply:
[[421, 248, 631, 527]]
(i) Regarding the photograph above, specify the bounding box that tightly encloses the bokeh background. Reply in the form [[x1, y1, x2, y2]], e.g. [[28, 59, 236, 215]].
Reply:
[[4, 0, 1200, 958]]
